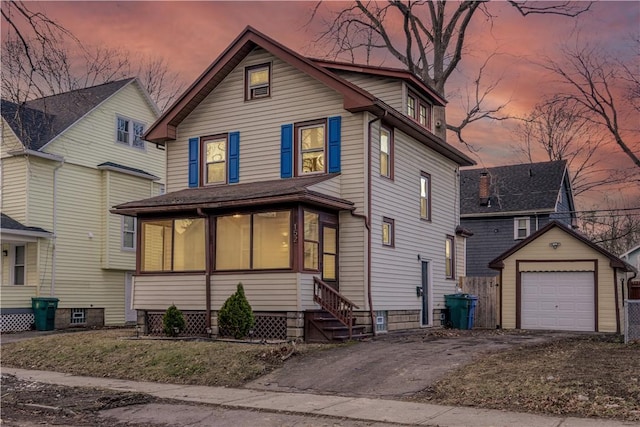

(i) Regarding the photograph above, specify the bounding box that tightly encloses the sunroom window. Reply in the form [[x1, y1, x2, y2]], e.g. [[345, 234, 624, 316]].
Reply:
[[141, 218, 205, 272], [216, 211, 291, 270]]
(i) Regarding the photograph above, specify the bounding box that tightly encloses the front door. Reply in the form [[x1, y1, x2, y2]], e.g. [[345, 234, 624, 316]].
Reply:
[[421, 261, 430, 326], [321, 225, 338, 289]]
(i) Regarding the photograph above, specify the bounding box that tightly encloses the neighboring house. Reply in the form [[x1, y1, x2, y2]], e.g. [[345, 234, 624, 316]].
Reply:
[[1, 78, 164, 332], [460, 160, 576, 277], [489, 221, 635, 333], [111, 27, 475, 342], [620, 244, 640, 299]]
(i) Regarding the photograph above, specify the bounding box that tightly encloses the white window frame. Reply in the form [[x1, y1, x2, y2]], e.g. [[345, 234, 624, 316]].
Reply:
[[116, 115, 146, 150], [70, 308, 87, 325], [122, 216, 136, 251], [514, 217, 531, 240], [12, 244, 26, 286]]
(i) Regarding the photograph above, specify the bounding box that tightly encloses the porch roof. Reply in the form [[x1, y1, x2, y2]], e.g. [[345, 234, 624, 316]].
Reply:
[[111, 174, 354, 216], [1, 213, 52, 241]]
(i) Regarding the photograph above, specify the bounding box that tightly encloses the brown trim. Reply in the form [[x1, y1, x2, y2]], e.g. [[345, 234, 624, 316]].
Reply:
[[244, 62, 272, 101], [382, 217, 395, 247], [614, 269, 620, 334], [294, 118, 327, 176], [379, 125, 394, 180], [445, 235, 455, 280], [420, 171, 432, 221], [136, 271, 206, 276], [144, 27, 375, 144], [515, 259, 599, 331], [200, 133, 229, 186], [498, 269, 503, 328], [311, 58, 447, 106], [211, 268, 294, 275], [321, 222, 339, 284]]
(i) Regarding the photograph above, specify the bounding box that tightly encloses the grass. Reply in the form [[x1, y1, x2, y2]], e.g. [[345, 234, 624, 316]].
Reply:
[[411, 334, 640, 421], [1, 329, 330, 387]]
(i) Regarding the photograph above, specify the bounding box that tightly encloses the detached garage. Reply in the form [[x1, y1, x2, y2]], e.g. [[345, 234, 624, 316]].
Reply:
[[489, 221, 636, 333]]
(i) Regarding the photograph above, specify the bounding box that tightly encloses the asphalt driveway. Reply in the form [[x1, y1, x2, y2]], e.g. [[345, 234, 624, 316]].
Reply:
[[246, 329, 580, 398]]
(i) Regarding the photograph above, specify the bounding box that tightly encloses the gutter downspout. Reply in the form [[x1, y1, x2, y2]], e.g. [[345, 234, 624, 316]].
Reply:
[[197, 208, 212, 331], [354, 112, 385, 337], [51, 157, 65, 296]]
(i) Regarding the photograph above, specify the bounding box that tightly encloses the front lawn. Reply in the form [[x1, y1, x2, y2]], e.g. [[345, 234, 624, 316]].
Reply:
[[1, 329, 328, 387], [411, 334, 640, 421]]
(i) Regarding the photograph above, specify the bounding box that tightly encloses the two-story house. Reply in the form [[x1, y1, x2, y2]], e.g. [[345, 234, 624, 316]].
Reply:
[[112, 27, 475, 342], [1, 78, 164, 332], [460, 160, 576, 277]]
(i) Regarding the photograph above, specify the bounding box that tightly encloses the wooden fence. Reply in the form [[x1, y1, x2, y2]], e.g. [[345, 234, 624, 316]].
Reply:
[[459, 276, 499, 329]]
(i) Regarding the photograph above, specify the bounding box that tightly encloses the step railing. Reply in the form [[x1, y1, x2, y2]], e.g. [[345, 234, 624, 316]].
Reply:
[[313, 276, 359, 339]]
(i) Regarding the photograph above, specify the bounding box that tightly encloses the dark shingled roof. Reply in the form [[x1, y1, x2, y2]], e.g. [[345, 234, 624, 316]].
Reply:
[[112, 174, 353, 216], [97, 162, 159, 180], [1, 213, 51, 234], [460, 160, 568, 215], [1, 79, 134, 151]]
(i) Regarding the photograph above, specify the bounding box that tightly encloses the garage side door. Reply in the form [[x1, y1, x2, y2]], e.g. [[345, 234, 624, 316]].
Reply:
[[521, 271, 594, 332]]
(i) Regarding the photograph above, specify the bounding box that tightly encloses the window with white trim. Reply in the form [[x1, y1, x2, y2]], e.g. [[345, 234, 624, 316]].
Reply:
[[70, 308, 87, 324], [122, 216, 136, 250], [13, 245, 25, 285], [514, 217, 530, 239], [116, 116, 145, 149], [445, 235, 455, 279]]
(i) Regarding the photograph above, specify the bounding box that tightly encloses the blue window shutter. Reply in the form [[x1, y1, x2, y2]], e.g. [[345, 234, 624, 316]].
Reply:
[[281, 124, 293, 178], [328, 116, 341, 173], [188, 137, 199, 187], [228, 131, 240, 183]]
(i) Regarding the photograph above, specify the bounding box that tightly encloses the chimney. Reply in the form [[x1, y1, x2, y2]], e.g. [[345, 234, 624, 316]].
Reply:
[[479, 172, 490, 206]]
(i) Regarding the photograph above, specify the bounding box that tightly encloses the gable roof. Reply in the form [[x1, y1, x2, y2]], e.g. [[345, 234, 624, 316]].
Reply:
[[111, 174, 353, 216], [1, 213, 52, 238], [311, 59, 446, 106], [460, 160, 570, 216], [144, 26, 474, 167], [1, 78, 139, 151], [620, 244, 640, 259], [488, 220, 635, 272]]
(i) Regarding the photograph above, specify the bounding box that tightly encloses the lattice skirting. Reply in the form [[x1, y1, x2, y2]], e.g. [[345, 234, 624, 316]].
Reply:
[[146, 311, 208, 336], [144, 311, 288, 340], [1, 313, 35, 332]]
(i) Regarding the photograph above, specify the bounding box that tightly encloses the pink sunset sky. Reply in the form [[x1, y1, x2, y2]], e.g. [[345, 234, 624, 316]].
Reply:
[[4, 1, 640, 208]]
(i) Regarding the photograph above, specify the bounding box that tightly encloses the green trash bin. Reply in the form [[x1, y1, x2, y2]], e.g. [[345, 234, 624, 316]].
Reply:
[[31, 297, 59, 331], [444, 294, 473, 330]]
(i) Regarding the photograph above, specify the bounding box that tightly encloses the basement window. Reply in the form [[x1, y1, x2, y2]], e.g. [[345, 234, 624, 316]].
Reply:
[[375, 310, 388, 333], [70, 308, 87, 325]]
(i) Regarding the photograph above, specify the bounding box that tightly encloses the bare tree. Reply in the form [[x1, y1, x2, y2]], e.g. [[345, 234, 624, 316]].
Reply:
[[580, 196, 640, 255], [512, 96, 634, 196], [543, 43, 640, 168], [1, 2, 184, 110], [309, 1, 591, 142]]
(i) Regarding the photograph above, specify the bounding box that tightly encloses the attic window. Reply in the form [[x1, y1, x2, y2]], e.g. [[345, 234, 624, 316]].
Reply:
[[246, 63, 271, 100]]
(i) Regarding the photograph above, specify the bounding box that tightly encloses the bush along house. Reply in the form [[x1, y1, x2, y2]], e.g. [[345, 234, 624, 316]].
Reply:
[[111, 27, 475, 342]]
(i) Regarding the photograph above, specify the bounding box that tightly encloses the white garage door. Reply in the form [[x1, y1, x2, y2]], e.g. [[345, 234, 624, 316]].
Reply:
[[521, 271, 595, 331]]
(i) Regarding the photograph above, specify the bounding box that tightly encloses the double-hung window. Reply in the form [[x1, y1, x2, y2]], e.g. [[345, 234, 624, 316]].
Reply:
[[514, 217, 530, 239], [246, 63, 271, 100], [13, 245, 25, 285], [202, 135, 228, 185], [382, 217, 394, 247], [380, 127, 393, 179], [297, 120, 326, 175], [407, 92, 433, 131], [116, 116, 145, 149], [122, 216, 136, 250], [445, 235, 455, 279], [420, 172, 431, 221]]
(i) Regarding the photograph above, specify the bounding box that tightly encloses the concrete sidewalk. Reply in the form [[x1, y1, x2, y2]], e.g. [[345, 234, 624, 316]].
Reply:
[[3, 367, 637, 427]]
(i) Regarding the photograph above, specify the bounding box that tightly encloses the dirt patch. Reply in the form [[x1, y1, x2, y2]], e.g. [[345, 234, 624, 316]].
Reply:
[[0, 373, 163, 426], [410, 334, 640, 421], [246, 328, 573, 398]]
